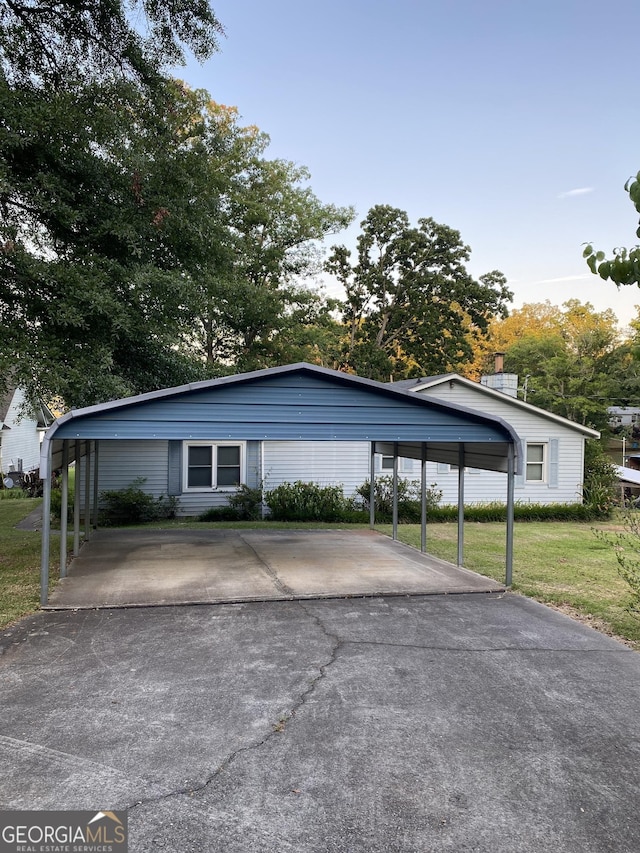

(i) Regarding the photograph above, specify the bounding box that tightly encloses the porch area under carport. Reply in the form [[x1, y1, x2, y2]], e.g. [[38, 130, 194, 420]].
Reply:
[[44, 527, 504, 610]]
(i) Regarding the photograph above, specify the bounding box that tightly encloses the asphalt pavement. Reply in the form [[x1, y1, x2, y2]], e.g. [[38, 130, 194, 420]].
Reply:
[[1, 592, 639, 851]]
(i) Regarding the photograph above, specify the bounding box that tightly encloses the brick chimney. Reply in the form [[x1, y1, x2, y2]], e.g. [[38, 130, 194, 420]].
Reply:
[[480, 352, 518, 398]]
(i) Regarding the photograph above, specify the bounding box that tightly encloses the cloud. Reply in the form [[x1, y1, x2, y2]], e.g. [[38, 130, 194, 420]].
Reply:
[[536, 274, 591, 284], [557, 187, 594, 199]]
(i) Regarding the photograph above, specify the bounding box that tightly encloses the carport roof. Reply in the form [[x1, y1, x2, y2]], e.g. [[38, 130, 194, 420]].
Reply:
[[41, 362, 520, 475]]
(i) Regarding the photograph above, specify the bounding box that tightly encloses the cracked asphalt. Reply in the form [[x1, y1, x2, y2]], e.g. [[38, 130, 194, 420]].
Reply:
[[1, 593, 640, 852]]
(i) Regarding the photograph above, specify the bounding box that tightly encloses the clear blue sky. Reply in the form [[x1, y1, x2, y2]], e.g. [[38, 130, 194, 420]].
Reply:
[[176, 0, 640, 327]]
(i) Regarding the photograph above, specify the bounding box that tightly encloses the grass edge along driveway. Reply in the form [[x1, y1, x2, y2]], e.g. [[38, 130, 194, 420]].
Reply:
[[1, 498, 639, 649]]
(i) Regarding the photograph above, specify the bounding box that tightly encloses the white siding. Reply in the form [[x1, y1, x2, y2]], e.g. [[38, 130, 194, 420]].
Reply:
[[0, 387, 44, 473], [259, 384, 589, 506], [263, 441, 371, 497], [77, 439, 263, 518], [417, 383, 586, 504]]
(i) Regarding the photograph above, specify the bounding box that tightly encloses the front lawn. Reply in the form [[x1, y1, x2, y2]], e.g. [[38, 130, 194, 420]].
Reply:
[[379, 520, 640, 647], [0, 498, 44, 627]]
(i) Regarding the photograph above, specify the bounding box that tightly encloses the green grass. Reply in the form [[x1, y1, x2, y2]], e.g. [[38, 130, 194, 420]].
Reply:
[[1, 504, 639, 648], [378, 520, 640, 648], [0, 498, 45, 627]]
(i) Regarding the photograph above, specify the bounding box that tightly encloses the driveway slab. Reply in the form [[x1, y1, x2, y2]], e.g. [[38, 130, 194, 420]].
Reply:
[[45, 528, 503, 609], [1, 593, 639, 853]]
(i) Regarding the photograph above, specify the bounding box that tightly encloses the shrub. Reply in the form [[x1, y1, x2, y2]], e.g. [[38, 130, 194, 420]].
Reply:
[[197, 484, 264, 522], [356, 476, 442, 522], [198, 506, 242, 522], [99, 478, 179, 525], [265, 481, 350, 522], [582, 438, 618, 517], [426, 501, 601, 523], [228, 483, 263, 520]]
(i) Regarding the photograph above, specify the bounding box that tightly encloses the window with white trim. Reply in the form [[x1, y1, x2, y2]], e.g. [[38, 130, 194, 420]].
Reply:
[[184, 442, 244, 490], [526, 443, 546, 482], [379, 455, 416, 473]]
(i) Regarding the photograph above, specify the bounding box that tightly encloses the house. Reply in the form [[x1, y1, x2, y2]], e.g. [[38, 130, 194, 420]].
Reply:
[[385, 368, 600, 505], [53, 362, 520, 517], [0, 385, 54, 479], [263, 365, 599, 507], [53, 361, 597, 516]]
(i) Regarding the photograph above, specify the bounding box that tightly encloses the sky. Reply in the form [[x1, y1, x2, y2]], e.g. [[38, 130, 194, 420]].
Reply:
[[175, 0, 640, 328]]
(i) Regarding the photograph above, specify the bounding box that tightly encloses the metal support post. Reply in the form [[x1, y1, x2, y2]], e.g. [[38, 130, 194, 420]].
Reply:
[[421, 442, 427, 553], [392, 442, 399, 541], [457, 444, 465, 567], [506, 443, 515, 587], [60, 441, 69, 578]]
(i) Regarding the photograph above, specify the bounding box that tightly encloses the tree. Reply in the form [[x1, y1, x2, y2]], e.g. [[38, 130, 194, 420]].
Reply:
[[0, 0, 224, 405], [1, 79, 237, 406], [187, 113, 354, 372], [0, 0, 223, 88], [464, 301, 563, 380], [325, 205, 512, 381], [584, 170, 640, 286], [484, 301, 623, 428]]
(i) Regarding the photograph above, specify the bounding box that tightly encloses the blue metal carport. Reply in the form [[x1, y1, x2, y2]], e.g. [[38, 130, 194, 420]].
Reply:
[[39, 363, 521, 605]]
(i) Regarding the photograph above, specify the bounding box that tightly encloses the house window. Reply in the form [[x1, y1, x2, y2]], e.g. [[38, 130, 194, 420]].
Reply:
[[184, 442, 244, 490], [526, 443, 546, 482], [379, 455, 416, 473]]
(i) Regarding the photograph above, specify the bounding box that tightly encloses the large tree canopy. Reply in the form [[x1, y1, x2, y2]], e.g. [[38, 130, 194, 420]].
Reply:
[[326, 205, 512, 381], [0, 0, 223, 87], [187, 109, 353, 372], [0, 0, 354, 406], [0, 0, 225, 406]]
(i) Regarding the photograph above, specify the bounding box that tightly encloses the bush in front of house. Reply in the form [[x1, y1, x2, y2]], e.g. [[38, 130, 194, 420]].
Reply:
[[198, 484, 264, 522], [265, 481, 352, 522], [355, 476, 443, 523], [427, 501, 603, 523], [582, 438, 618, 517], [99, 478, 179, 525]]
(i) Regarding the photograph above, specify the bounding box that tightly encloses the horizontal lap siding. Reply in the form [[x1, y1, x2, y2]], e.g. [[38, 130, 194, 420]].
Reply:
[[419, 384, 586, 504], [263, 441, 371, 497], [77, 440, 168, 509], [54, 374, 510, 444], [1, 388, 42, 472]]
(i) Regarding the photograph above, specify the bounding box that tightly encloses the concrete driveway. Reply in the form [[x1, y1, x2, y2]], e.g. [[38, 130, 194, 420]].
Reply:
[[45, 528, 503, 609], [1, 594, 639, 852]]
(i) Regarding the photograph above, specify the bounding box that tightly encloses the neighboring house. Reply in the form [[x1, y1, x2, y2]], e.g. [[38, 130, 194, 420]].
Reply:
[[608, 406, 640, 429], [0, 385, 54, 476]]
